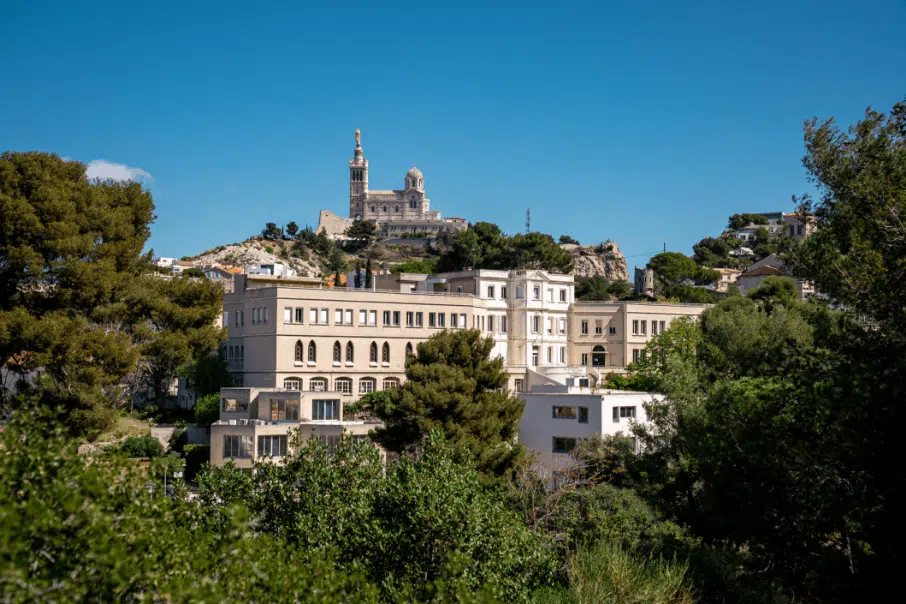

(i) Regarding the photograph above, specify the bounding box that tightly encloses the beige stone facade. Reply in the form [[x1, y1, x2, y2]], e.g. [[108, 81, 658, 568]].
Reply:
[[317, 129, 467, 239], [568, 301, 709, 378], [210, 387, 375, 468]]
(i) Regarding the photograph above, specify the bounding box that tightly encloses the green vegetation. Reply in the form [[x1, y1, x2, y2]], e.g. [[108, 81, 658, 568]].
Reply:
[[285, 220, 299, 237], [575, 275, 633, 301], [0, 152, 224, 436], [261, 221, 281, 240], [120, 434, 165, 458], [558, 234, 580, 245], [436, 222, 573, 273], [727, 212, 770, 230], [360, 329, 524, 477], [345, 218, 378, 246], [392, 258, 438, 274]]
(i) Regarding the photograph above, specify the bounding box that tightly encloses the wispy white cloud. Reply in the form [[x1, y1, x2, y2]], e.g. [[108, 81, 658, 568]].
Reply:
[[85, 159, 152, 183]]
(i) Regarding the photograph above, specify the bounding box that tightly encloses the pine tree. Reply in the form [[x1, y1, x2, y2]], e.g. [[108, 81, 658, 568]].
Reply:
[[364, 258, 373, 289], [363, 329, 525, 477]]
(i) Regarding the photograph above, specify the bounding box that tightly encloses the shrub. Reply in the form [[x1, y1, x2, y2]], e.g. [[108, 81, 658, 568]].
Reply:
[[168, 427, 188, 454], [264, 245, 274, 254], [194, 393, 220, 426], [183, 444, 210, 482], [120, 434, 164, 458]]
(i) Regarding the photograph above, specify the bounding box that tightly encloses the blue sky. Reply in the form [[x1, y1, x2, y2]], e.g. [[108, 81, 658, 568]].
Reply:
[[3, 0, 905, 265]]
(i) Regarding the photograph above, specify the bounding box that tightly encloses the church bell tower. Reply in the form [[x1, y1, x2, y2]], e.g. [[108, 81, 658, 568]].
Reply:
[[349, 128, 368, 218]]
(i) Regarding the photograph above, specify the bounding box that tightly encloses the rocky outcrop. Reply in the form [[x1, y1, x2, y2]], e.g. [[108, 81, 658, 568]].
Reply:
[[190, 240, 322, 277], [563, 242, 629, 282]]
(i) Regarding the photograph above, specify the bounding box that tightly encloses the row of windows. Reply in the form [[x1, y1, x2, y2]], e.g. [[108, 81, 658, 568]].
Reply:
[[531, 315, 567, 335], [529, 345, 568, 366], [510, 285, 570, 302], [580, 320, 617, 336], [282, 307, 469, 330], [223, 433, 372, 459], [632, 319, 667, 336], [252, 307, 268, 325], [226, 345, 244, 361], [293, 340, 414, 364], [580, 346, 609, 367], [282, 376, 401, 394]]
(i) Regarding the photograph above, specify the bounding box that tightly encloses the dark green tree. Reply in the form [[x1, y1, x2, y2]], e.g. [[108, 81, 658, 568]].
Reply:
[[261, 222, 281, 241], [559, 234, 580, 245], [180, 351, 230, 399], [727, 213, 769, 230], [326, 246, 346, 274], [285, 221, 299, 238], [575, 276, 613, 301], [361, 329, 525, 477], [691, 237, 730, 267], [182, 267, 206, 278], [345, 218, 378, 246], [193, 393, 221, 427], [364, 258, 372, 289], [511, 232, 574, 273], [0, 152, 152, 433]]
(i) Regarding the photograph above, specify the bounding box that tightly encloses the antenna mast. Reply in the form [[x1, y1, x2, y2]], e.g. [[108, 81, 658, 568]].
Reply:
[[525, 208, 531, 234]]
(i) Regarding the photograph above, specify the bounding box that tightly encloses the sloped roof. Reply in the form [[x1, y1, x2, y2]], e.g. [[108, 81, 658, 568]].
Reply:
[[742, 265, 785, 277]]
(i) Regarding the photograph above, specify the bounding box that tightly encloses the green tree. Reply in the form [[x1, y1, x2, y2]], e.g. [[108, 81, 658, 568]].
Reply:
[[511, 232, 574, 273], [575, 276, 613, 301], [326, 245, 346, 274], [182, 267, 205, 278], [727, 213, 769, 230], [0, 152, 152, 433], [285, 221, 299, 237], [194, 393, 221, 426], [691, 237, 730, 267], [180, 351, 230, 398], [364, 257, 373, 288], [261, 222, 281, 241], [392, 259, 438, 274], [559, 234, 580, 245], [345, 218, 378, 246], [361, 329, 525, 477]]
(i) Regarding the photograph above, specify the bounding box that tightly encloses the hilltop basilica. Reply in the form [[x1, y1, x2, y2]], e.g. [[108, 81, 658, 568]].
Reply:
[[317, 129, 466, 239]]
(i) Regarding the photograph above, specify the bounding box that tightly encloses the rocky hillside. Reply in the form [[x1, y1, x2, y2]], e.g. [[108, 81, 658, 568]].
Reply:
[[190, 238, 323, 276], [189, 235, 630, 283], [563, 242, 629, 282]]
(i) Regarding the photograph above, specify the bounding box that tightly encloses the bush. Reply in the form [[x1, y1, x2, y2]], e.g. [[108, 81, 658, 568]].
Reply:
[[120, 434, 164, 458], [168, 427, 188, 454], [183, 444, 210, 482], [264, 245, 274, 254], [194, 393, 220, 426]]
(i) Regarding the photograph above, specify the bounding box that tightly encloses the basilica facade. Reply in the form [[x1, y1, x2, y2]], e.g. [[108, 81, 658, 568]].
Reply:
[[318, 129, 466, 240]]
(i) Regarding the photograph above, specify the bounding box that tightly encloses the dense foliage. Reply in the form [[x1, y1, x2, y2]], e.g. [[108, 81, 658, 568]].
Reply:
[[575, 275, 633, 301], [359, 329, 525, 477], [345, 218, 378, 246], [436, 222, 573, 273], [0, 152, 224, 435]]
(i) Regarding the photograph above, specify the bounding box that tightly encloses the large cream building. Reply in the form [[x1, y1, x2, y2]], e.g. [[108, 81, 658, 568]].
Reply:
[[211, 270, 709, 467]]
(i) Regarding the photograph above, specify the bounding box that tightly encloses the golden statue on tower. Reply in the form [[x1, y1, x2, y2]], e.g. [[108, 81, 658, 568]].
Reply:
[[355, 128, 361, 146]]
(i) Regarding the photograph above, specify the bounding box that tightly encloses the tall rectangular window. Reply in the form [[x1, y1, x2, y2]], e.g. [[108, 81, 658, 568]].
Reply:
[[429, 312, 436, 327], [660, 320, 666, 333], [257, 435, 287, 457], [609, 326, 616, 335], [451, 313, 458, 328], [284, 307, 292, 323], [223, 435, 252, 459], [581, 320, 588, 334], [487, 285, 495, 298], [632, 349, 640, 363], [560, 289, 567, 302], [546, 317, 553, 334], [546, 346, 553, 363], [581, 353, 588, 366], [295, 308, 304, 323], [559, 346, 566, 363], [559, 318, 566, 334], [641, 321, 647, 335], [514, 379, 524, 393], [459, 313, 466, 328], [488, 315, 495, 332], [438, 313, 445, 328], [547, 288, 554, 302], [320, 309, 329, 325], [632, 320, 639, 335], [501, 286, 507, 299], [359, 310, 367, 325], [369, 310, 376, 326], [578, 407, 588, 424], [532, 315, 540, 333], [501, 316, 507, 333], [311, 308, 319, 324], [392, 311, 400, 326], [595, 321, 603, 335], [515, 286, 524, 300], [383, 311, 390, 325], [416, 312, 423, 327], [533, 286, 541, 300], [406, 311, 414, 327], [312, 399, 339, 420], [335, 309, 344, 324]]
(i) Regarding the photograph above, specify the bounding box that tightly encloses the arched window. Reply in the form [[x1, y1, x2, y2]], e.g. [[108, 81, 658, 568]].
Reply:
[[284, 377, 302, 390], [334, 377, 352, 394], [382, 342, 390, 363], [294, 340, 304, 362], [309, 377, 327, 392], [359, 377, 376, 394], [592, 345, 606, 367], [308, 341, 317, 363], [346, 341, 354, 362], [409, 199, 417, 209], [333, 341, 341, 363], [382, 205, 387, 212], [383, 377, 400, 390], [370, 342, 378, 363], [405, 342, 414, 357]]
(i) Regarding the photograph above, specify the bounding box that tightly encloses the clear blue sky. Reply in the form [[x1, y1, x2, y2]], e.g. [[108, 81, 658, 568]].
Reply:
[[3, 0, 905, 265]]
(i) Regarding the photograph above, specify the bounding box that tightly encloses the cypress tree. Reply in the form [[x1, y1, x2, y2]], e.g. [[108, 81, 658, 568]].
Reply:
[[364, 258, 373, 289]]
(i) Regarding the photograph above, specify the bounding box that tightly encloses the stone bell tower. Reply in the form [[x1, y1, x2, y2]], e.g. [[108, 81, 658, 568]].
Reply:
[[348, 128, 368, 219]]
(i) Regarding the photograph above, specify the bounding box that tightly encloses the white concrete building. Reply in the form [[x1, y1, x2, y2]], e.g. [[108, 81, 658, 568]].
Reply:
[[518, 384, 658, 474]]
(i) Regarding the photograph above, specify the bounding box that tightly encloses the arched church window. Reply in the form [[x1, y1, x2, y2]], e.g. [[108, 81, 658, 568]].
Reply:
[[371, 206, 375, 212], [382, 206, 387, 212]]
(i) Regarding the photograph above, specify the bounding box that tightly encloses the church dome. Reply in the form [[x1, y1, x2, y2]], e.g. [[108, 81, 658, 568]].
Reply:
[[407, 166, 423, 180], [406, 166, 424, 190]]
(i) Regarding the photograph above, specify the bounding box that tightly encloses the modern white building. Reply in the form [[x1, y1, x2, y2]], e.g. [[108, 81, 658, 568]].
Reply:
[[518, 383, 658, 476]]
